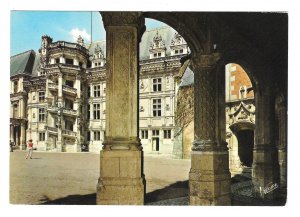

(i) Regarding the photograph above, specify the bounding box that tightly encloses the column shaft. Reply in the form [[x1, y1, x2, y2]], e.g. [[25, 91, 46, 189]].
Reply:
[[20, 123, 26, 149], [189, 54, 231, 205], [96, 12, 146, 205], [252, 87, 279, 199]]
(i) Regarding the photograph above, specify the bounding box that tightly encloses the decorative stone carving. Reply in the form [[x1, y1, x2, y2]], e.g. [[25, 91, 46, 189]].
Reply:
[[150, 31, 166, 50], [93, 44, 105, 60], [77, 35, 84, 46], [101, 12, 145, 40], [191, 53, 221, 150], [171, 33, 186, 46], [39, 35, 53, 67]]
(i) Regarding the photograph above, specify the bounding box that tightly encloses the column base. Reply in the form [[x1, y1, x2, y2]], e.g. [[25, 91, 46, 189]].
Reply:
[[97, 177, 145, 205], [96, 149, 145, 205], [56, 141, 62, 152], [252, 145, 280, 200], [189, 150, 231, 205]]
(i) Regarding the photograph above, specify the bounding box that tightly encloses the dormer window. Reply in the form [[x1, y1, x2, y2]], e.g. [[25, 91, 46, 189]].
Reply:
[[55, 58, 60, 64], [170, 33, 188, 56], [149, 31, 166, 59]]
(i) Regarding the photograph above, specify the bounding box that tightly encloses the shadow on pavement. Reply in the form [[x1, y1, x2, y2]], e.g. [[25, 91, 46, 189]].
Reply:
[[145, 180, 188, 203], [39, 193, 96, 205], [39, 181, 189, 205]]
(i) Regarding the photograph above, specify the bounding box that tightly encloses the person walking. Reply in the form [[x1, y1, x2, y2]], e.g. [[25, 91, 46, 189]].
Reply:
[[26, 139, 33, 159], [10, 140, 14, 152]]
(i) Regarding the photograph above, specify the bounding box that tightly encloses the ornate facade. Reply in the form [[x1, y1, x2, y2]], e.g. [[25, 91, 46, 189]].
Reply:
[[10, 26, 188, 158]]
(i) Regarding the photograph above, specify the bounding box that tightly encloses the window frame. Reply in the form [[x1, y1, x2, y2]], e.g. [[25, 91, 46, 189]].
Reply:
[[152, 130, 159, 137], [141, 130, 148, 139], [153, 78, 162, 92], [164, 130, 171, 139], [39, 91, 45, 102], [38, 108, 45, 122], [94, 85, 101, 97], [93, 103, 100, 120], [153, 99, 162, 117], [39, 132, 45, 141], [94, 131, 101, 141]]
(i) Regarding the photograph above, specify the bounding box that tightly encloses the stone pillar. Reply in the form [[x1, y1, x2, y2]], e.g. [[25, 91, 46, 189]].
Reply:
[[252, 86, 279, 199], [20, 122, 26, 150], [16, 126, 20, 147], [189, 53, 231, 205], [56, 74, 63, 152], [96, 12, 146, 205], [276, 94, 287, 189], [10, 125, 14, 143]]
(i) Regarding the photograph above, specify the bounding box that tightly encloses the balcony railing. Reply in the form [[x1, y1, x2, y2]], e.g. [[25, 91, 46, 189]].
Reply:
[[62, 108, 77, 117], [49, 41, 89, 53], [62, 85, 77, 96], [45, 126, 58, 134], [62, 129, 77, 137], [48, 83, 58, 91], [48, 105, 59, 113]]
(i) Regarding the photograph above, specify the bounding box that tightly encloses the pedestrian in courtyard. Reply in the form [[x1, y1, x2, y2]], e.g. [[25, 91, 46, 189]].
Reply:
[[10, 140, 14, 152], [26, 139, 33, 159]]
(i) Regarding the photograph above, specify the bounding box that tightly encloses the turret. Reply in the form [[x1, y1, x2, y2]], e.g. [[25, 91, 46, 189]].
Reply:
[[39, 35, 53, 66]]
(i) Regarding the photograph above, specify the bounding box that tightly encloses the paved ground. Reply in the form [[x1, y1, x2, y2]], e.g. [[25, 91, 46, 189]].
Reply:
[[10, 151, 190, 205]]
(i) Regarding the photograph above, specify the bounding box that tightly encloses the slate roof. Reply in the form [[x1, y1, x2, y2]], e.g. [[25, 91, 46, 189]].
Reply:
[[139, 26, 177, 60], [86, 26, 178, 60], [179, 67, 194, 87], [32, 53, 40, 77], [86, 40, 106, 60], [11, 26, 182, 77], [10, 50, 36, 76]]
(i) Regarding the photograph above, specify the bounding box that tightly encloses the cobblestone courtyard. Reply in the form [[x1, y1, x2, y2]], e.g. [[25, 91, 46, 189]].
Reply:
[[10, 151, 190, 205]]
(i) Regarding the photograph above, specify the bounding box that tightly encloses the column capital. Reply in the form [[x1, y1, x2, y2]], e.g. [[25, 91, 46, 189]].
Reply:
[[192, 140, 227, 152], [101, 12, 145, 29], [101, 12, 145, 42], [191, 52, 221, 70]]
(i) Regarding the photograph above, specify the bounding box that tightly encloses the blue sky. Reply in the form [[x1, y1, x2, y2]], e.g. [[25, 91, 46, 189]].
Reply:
[[10, 11, 167, 56]]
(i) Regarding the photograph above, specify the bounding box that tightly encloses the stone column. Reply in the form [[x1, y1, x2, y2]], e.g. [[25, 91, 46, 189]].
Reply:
[[20, 122, 26, 150], [56, 74, 63, 152], [252, 86, 279, 199], [10, 125, 14, 143], [74, 75, 82, 152], [275, 94, 287, 189], [189, 53, 231, 205], [16, 126, 20, 147], [96, 12, 146, 205]]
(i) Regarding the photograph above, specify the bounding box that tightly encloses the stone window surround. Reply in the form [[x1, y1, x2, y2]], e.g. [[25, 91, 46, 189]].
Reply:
[[141, 130, 148, 139], [94, 131, 101, 141], [153, 98, 162, 117], [152, 78, 162, 92], [39, 132, 45, 141], [163, 129, 171, 139], [39, 91, 45, 102], [38, 108, 45, 122], [94, 85, 101, 97], [93, 103, 100, 120]]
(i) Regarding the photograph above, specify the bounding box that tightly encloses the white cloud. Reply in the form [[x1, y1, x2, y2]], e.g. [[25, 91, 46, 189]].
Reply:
[[69, 28, 91, 43]]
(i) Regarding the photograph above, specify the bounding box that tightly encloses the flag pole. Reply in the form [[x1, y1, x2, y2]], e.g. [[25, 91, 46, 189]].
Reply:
[[91, 11, 93, 43]]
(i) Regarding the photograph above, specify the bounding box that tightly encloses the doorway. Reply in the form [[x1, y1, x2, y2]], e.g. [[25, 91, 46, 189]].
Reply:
[[236, 130, 254, 167]]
